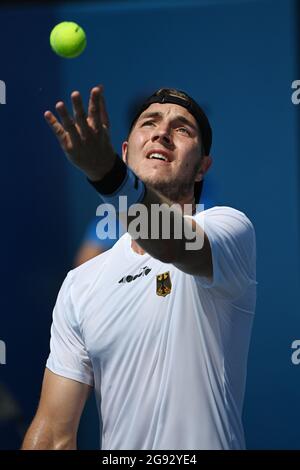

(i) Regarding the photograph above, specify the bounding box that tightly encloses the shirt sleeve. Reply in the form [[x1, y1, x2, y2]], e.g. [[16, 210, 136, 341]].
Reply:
[[193, 206, 257, 300], [46, 271, 94, 386]]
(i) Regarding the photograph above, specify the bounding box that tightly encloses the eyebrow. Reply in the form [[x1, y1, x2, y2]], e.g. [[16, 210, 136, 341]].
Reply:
[[138, 111, 198, 131]]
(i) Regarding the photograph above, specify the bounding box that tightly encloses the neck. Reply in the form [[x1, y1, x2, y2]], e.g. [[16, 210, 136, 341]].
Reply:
[[178, 194, 197, 214]]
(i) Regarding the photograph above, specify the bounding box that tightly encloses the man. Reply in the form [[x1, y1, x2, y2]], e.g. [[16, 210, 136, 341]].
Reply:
[[22, 86, 256, 450]]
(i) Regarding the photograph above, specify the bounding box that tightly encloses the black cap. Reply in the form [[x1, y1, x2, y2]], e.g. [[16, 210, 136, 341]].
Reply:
[[129, 88, 212, 155], [128, 88, 212, 203]]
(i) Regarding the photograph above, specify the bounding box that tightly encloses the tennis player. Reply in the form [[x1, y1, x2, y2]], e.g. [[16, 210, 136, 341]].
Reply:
[[22, 86, 256, 450]]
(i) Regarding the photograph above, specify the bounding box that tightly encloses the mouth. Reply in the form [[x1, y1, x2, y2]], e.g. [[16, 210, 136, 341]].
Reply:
[[146, 150, 172, 163]]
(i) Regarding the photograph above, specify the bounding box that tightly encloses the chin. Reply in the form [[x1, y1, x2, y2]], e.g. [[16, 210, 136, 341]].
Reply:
[[141, 175, 173, 188]]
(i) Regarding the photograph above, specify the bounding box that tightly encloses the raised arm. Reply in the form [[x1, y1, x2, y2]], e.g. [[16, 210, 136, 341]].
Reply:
[[21, 368, 91, 450], [44, 85, 212, 278]]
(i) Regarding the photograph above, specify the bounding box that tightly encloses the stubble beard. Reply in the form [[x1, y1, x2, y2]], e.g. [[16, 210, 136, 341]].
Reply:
[[140, 174, 195, 203], [126, 151, 201, 203]]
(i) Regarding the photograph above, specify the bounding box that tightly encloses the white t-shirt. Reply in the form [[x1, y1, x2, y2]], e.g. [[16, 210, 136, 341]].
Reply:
[[46, 206, 257, 450]]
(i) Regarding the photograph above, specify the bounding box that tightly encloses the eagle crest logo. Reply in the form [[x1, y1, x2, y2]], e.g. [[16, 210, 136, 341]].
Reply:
[[156, 272, 172, 297]]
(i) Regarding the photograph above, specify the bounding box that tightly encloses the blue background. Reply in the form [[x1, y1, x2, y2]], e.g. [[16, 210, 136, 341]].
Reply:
[[0, 0, 299, 449]]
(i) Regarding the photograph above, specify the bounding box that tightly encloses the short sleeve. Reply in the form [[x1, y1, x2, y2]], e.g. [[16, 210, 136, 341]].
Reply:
[[46, 271, 94, 386], [194, 207, 257, 300]]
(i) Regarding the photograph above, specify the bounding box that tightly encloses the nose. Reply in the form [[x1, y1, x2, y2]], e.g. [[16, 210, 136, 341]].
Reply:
[[151, 123, 173, 147]]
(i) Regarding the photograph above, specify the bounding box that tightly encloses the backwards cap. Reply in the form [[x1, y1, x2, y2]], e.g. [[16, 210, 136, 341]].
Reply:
[[128, 88, 212, 202], [129, 88, 212, 155]]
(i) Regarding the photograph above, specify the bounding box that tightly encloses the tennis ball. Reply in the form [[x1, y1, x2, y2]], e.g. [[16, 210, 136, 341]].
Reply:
[[50, 21, 86, 58]]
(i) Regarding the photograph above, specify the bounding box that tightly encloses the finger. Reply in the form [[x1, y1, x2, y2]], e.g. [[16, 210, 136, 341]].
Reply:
[[88, 84, 110, 130], [44, 109, 73, 151], [87, 87, 102, 131], [71, 91, 89, 137], [98, 85, 110, 130], [55, 101, 81, 146]]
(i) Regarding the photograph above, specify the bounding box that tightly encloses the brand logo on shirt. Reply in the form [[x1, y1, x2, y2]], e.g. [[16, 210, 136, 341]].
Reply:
[[118, 266, 152, 284], [156, 272, 172, 297]]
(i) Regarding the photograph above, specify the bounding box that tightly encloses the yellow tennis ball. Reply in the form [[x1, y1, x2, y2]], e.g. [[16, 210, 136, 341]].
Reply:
[[50, 21, 86, 58]]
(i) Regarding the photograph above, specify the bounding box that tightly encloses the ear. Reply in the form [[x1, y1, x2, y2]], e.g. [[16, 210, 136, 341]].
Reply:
[[194, 155, 213, 182], [122, 141, 128, 163]]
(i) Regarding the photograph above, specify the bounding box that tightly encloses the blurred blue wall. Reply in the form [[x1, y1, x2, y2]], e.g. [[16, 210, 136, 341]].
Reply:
[[0, 0, 299, 449]]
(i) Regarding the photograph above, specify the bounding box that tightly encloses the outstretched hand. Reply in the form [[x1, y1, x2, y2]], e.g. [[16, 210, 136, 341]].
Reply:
[[44, 85, 116, 181]]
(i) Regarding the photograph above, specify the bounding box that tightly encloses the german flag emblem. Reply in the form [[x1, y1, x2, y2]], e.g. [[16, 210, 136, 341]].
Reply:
[[156, 272, 172, 297]]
